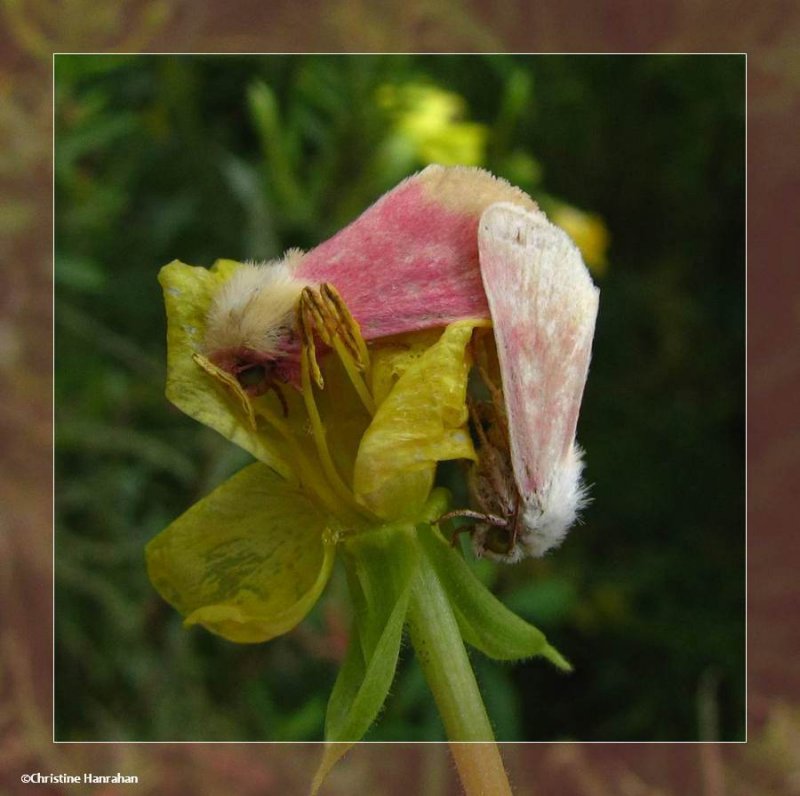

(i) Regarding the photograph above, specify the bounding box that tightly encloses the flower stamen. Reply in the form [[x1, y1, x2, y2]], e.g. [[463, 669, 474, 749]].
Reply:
[[300, 337, 375, 522], [252, 398, 362, 525], [299, 284, 376, 415]]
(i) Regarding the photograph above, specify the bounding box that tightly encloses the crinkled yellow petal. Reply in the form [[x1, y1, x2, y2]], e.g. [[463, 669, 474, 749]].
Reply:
[[353, 321, 480, 519], [159, 259, 300, 481], [368, 328, 443, 407], [145, 462, 337, 644]]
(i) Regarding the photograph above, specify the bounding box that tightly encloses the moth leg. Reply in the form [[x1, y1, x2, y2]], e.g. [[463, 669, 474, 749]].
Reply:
[[465, 398, 521, 555], [470, 330, 510, 419], [439, 507, 509, 547], [507, 497, 523, 553], [469, 400, 516, 504], [440, 508, 509, 525], [468, 399, 491, 448], [266, 381, 289, 418], [477, 361, 508, 424]]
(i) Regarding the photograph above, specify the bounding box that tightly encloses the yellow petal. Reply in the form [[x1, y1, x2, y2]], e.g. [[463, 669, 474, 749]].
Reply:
[[353, 321, 481, 519], [159, 259, 299, 480], [145, 463, 337, 643], [368, 328, 443, 407]]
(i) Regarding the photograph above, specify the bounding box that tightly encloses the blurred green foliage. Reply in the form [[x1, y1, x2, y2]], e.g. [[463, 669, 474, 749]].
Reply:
[[54, 54, 744, 742]]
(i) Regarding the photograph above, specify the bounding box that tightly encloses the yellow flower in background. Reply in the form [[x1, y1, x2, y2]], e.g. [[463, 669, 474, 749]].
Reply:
[[551, 204, 611, 278], [377, 82, 488, 166]]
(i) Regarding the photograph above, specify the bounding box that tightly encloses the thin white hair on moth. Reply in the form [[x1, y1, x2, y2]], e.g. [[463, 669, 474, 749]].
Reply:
[[473, 202, 600, 561], [203, 248, 309, 357]]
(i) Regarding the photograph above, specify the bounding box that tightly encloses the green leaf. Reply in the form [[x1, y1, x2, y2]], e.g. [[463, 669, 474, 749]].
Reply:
[[247, 81, 306, 217], [328, 526, 417, 739], [325, 614, 414, 745], [312, 526, 418, 792], [145, 462, 336, 643], [418, 524, 571, 670]]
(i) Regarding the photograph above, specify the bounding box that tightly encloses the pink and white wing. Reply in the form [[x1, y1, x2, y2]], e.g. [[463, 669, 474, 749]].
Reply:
[[296, 165, 538, 341], [478, 202, 600, 556]]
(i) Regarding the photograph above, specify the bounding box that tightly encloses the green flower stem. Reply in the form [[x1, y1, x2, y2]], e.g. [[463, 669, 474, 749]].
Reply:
[[407, 538, 513, 796]]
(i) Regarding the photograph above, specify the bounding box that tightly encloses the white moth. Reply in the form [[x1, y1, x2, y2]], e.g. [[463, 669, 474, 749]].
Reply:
[[469, 202, 600, 562]]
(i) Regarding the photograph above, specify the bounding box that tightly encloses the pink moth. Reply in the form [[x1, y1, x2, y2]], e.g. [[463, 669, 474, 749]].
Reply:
[[202, 165, 599, 560]]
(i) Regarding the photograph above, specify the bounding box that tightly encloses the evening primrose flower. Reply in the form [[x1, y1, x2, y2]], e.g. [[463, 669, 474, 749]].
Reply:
[[377, 82, 488, 166], [147, 258, 478, 644], [147, 257, 569, 792]]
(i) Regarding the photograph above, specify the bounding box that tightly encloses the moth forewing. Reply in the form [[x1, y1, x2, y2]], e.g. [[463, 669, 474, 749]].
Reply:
[[477, 202, 600, 557], [202, 166, 540, 394], [294, 164, 537, 341]]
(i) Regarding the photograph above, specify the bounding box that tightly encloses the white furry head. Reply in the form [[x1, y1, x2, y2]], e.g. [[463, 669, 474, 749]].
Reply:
[[203, 249, 308, 358]]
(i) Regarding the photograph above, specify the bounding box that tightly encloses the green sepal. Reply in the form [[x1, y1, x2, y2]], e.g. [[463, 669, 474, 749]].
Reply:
[[324, 525, 419, 743], [312, 525, 418, 793], [418, 523, 571, 671]]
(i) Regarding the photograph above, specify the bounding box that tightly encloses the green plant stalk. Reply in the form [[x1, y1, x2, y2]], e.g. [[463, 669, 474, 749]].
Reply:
[[407, 537, 513, 796]]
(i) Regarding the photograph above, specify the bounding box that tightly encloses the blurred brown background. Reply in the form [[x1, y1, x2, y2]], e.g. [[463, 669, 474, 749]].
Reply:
[[2, 0, 799, 793]]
